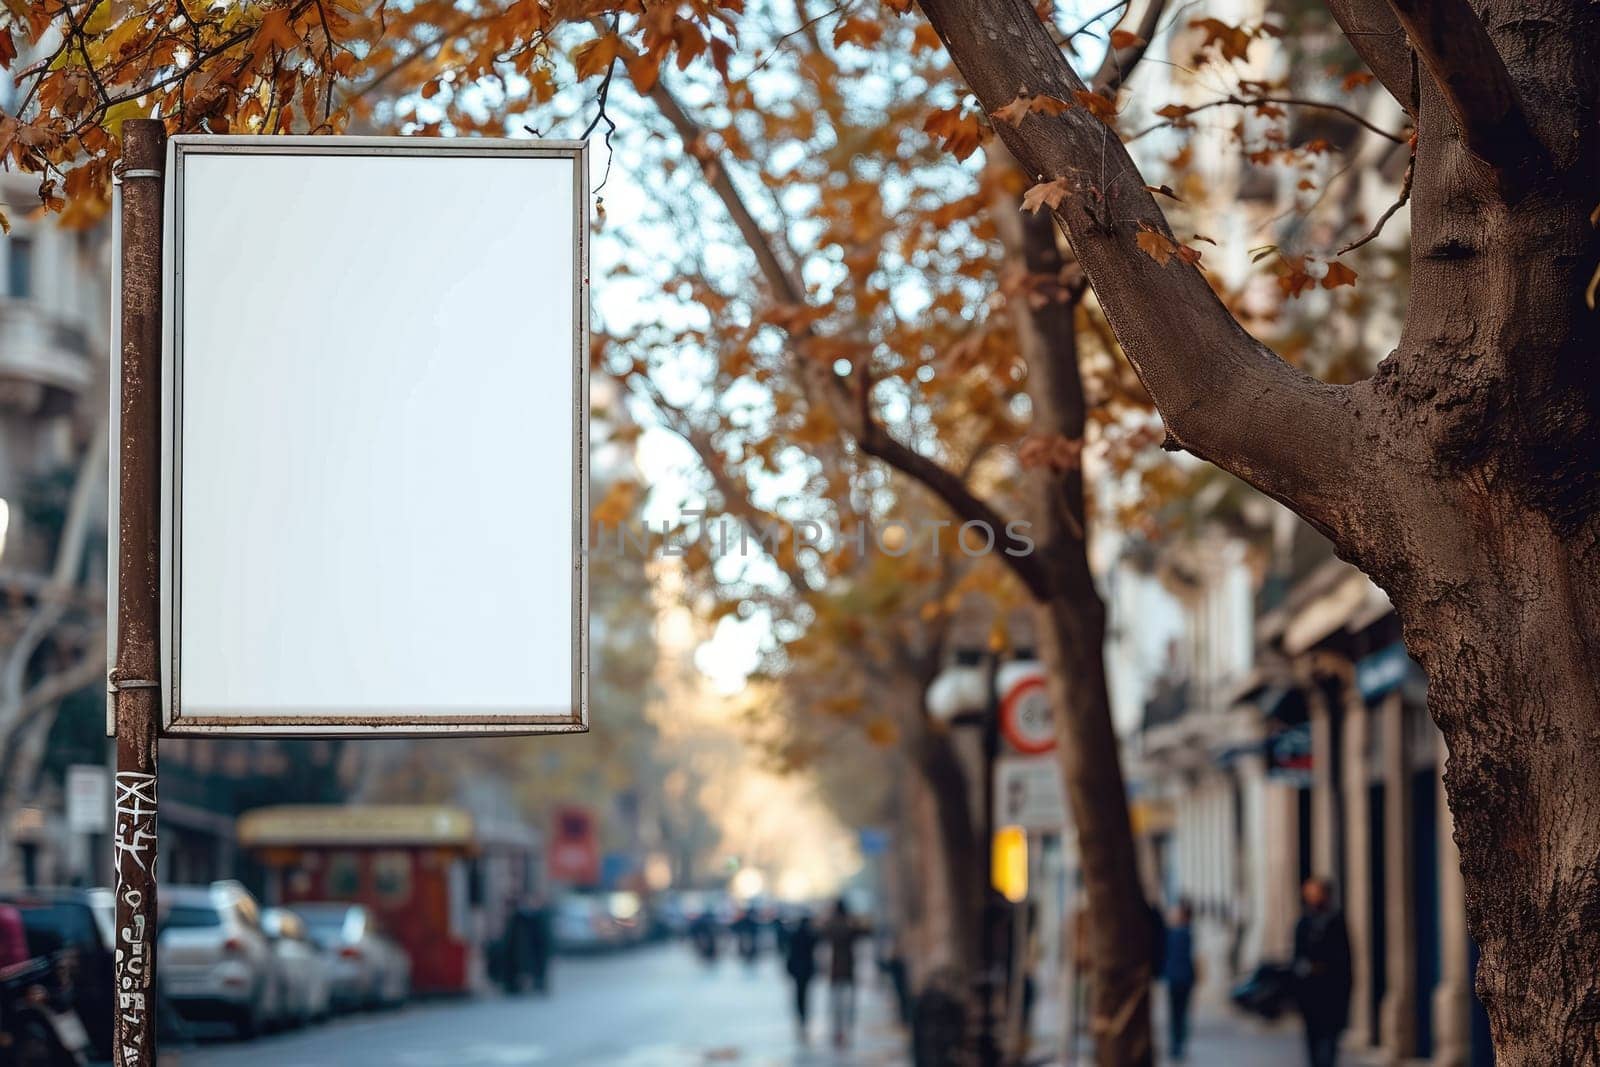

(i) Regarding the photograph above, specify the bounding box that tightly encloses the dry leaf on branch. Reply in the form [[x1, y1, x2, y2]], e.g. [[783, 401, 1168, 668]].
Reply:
[[991, 89, 1072, 127], [1021, 177, 1072, 213]]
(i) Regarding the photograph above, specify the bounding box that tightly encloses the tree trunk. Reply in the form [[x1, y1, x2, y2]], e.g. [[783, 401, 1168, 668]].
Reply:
[[1340, 37, 1600, 1056], [1000, 196, 1155, 1065], [920, 0, 1600, 1059], [911, 724, 987, 983]]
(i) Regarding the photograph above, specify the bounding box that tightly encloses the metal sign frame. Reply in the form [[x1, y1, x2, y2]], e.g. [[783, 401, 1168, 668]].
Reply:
[[157, 135, 589, 737]]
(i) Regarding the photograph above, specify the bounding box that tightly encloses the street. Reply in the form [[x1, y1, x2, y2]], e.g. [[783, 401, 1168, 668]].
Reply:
[[172, 944, 902, 1067]]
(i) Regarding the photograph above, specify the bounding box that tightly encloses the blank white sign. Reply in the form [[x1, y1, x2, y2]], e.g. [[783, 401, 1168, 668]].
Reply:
[[161, 137, 587, 735]]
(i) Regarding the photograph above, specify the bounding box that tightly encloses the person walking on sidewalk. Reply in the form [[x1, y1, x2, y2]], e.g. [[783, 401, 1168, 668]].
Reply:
[[822, 898, 868, 1049], [784, 914, 819, 1044], [1162, 899, 1197, 1061], [1292, 877, 1353, 1067]]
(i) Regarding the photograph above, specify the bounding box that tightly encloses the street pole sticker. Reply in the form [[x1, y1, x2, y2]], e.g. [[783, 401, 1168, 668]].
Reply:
[[158, 137, 588, 736], [1000, 673, 1056, 754]]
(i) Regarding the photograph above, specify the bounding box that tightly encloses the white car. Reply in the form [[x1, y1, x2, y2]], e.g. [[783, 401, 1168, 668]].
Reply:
[[293, 903, 410, 1012], [158, 881, 281, 1038], [262, 907, 332, 1027]]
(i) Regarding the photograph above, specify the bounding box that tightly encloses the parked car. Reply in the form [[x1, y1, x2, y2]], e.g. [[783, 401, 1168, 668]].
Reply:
[[0, 889, 114, 1062], [552, 894, 623, 955], [261, 908, 330, 1027], [291, 904, 408, 1012], [158, 882, 280, 1038]]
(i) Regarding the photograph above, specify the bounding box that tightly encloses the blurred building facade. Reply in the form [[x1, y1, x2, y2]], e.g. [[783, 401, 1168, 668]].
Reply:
[[1112, 505, 1495, 1067], [0, 169, 112, 890]]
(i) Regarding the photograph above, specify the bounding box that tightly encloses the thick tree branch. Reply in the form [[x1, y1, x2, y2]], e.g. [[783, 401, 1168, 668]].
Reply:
[[1380, 0, 1544, 180], [1324, 0, 1418, 114], [647, 80, 1053, 599], [917, 0, 1366, 541]]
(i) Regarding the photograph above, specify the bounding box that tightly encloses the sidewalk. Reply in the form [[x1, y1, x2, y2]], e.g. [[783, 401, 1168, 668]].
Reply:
[[1040, 995, 1380, 1066]]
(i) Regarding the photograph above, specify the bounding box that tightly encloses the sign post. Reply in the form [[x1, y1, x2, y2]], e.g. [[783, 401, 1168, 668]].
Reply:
[[109, 117, 165, 1067], [107, 128, 589, 1066]]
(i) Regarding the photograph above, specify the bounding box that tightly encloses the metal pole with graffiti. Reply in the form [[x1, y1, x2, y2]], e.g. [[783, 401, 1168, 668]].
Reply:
[[109, 118, 165, 1067]]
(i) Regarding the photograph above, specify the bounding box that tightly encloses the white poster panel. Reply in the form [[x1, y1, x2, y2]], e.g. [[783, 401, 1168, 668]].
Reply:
[[995, 756, 1068, 833], [161, 137, 587, 735]]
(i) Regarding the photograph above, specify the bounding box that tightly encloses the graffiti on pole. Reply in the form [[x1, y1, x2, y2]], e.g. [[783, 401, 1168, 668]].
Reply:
[[113, 771, 157, 1060]]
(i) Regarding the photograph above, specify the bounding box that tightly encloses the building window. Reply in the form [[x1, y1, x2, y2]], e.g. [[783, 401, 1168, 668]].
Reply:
[[7, 236, 33, 299]]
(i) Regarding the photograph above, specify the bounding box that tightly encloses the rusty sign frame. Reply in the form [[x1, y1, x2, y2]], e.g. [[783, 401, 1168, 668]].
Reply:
[[157, 136, 589, 737]]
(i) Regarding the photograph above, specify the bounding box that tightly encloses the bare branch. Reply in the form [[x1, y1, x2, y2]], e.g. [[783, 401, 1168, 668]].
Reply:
[[1324, 0, 1418, 114], [1090, 0, 1168, 96], [1132, 93, 1408, 146], [917, 0, 1366, 540], [1381, 0, 1544, 182], [1339, 142, 1415, 253]]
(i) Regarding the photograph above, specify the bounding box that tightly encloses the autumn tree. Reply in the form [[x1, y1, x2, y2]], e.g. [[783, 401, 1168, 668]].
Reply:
[[4, 0, 1174, 1056], [15, 0, 1600, 1061], [586, 13, 1188, 1052], [908, 0, 1600, 1061]]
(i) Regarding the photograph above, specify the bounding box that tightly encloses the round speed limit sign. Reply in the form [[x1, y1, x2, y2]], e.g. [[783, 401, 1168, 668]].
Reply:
[[1000, 675, 1056, 755]]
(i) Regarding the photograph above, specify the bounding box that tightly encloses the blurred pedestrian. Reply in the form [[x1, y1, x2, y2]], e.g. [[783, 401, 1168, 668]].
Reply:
[[732, 906, 760, 964], [1163, 899, 1197, 1061], [784, 914, 818, 1043], [773, 911, 792, 957], [518, 894, 553, 995], [1292, 877, 1352, 1067], [876, 929, 912, 1026], [822, 898, 867, 1049], [690, 909, 719, 964]]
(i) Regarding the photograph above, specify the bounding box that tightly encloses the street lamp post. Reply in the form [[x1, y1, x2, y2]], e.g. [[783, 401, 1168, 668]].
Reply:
[[927, 648, 1004, 1067]]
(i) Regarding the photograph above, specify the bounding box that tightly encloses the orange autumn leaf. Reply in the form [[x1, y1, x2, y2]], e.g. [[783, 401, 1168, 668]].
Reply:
[[1021, 177, 1071, 213], [1135, 225, 1177, 265], [833, 15, 884, 49], [1072, 89, 1117, 124], [924, 105, 985, 161], [1018, 433, 1084, 472], [1190, 17, 1253, 63], [865, 718, 900, 747], [249, 8, 302, 58], [574, 34, 623, 79], [1322, 261, 1358, 289], [991, 91, 1071, 127], [911, 22, 942, 53]]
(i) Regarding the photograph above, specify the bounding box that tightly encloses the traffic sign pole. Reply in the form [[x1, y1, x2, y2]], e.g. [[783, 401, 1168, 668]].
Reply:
[[110, 118, 165, 1067]]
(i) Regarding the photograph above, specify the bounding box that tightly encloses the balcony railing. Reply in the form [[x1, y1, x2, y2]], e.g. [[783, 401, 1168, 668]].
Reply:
[[0, 298, 95, 413]]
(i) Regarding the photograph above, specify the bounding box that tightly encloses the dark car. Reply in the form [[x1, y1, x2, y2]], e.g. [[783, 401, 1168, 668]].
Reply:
[[0, 889, 114, 1062]]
